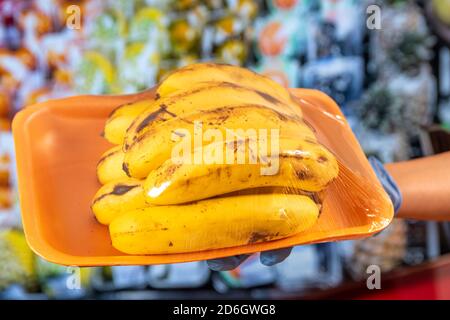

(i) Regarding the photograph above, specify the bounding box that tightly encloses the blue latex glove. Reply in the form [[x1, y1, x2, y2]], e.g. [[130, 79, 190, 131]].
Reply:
[[207, 156, 402, 271]]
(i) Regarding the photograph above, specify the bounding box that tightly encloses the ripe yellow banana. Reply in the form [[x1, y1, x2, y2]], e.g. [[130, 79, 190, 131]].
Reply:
[[93, 63, 338, 255], [123, 104, 316, 179], [123, 82, 297, 151], [227, 187, 325, 216], [91, 178, 147, 225], [143, 138, 338, 205], [228, 187, 325, 204], [103, 99, 155, 145], [109, 194, 319, 254], [96, 146, 128, 185], [156, 63, 299, 113]]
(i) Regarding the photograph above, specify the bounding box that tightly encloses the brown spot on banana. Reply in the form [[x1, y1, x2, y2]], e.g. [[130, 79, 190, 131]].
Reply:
[[135, 104, 177, 134], [304, 138, 317, 145], [254, 90, 283, 106], [111, 184, 139, 195], [296, 169, 313, 180], [302, 119, 316, 133], [182, 118, 194, 125], [166, 164, 181, 176], [280, 153, 304, 160], [248, 231, 274, 244], [93, 184, 139, 204], [153, 163, 182, 185], [226, 167, 232, 178], [122, 162, 131, 177]]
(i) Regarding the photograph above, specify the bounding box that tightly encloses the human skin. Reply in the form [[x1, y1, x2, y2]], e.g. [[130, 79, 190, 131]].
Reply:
[[386, 151, 450, 221]]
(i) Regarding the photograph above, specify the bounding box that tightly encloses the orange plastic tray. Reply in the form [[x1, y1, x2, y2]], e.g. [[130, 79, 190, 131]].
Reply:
[[12, 89, 393, 266]]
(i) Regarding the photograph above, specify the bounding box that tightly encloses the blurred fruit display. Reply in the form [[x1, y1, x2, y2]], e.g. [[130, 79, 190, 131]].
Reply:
[[359, 1, 437, 160], [0, 132, 15, 218], [346, 220, 408, 279], [76, 0, 260, 93], [0, 0, 261, 105], [0, 229, 37, 291], [432, 0, 450, 26]]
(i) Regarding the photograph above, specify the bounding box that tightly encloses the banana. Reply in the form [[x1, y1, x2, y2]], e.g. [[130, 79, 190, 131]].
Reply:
[[144, 138, 339, 205], [123, 82, 298, 151], [224, 187, 325, 216], [156, 63, 299, 113], [96, 146, 128, 185], [91, 178, 147, 225], [226, 187, 325, 205], [91, 63, 338, 254], [109, 194, 319, 254], [104, 99, 155, 145], [106, 63, 300, 146], [123, 104, 316, 179]]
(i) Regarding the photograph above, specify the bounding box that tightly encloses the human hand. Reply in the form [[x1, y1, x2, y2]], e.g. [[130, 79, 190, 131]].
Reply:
[[206, 156, 402, 271]]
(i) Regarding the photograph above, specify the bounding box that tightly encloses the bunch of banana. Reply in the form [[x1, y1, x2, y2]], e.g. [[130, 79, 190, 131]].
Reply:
[[92, 63, 339, 255]]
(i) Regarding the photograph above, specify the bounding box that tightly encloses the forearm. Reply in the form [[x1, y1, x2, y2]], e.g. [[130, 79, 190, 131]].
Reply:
[[385, 152, 450, 221]]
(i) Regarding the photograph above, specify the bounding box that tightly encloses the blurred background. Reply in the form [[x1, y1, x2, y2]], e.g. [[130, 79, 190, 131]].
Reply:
[[1, 0, 450, 300]]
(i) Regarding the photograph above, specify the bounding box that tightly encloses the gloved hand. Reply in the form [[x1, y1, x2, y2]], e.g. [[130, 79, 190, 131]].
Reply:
[[207, 156, 402, 271]]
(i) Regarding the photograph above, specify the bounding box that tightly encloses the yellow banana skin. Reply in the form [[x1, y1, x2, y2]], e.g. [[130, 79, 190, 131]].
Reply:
[[91, 178, 147, 225], [96, 146, 128, 185], [109, 194, 319, 255], [104, 99, 155, 145], [157, 63, 299, 113], [123, 82, 297, 151], [123, 105, 315, 179], [144, 138, 338, 205]]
